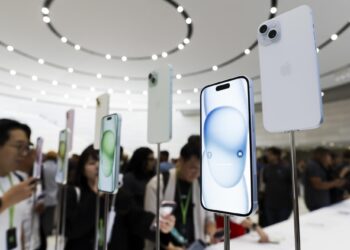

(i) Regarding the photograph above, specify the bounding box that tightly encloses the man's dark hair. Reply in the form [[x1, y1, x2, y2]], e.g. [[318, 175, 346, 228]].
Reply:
[[312, 147, 332, 162], [180, 142, 200, 162], [343, 150, 350, 160], [0, 119, 31, 146], [160, 150, 169, 158], [267, 147, 282, 158]]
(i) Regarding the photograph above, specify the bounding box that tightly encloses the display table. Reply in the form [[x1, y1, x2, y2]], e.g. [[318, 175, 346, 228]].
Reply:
[[207, 199, 350, 250]]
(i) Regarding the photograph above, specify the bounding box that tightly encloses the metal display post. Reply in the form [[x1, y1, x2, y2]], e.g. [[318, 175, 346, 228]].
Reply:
[[103, 194, 110, 250], [54, 184, 67, 250], [94, 193, 100, 250], [224, 214, 230, 250], [156, 143, 161, 250], [289, 131, 301, 250]]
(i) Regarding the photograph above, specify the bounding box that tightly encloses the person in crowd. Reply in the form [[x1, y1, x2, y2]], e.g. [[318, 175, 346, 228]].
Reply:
[[65, 145, 175, 250], [123, 147, 156, 208], [160, 150, 174, 172], [144, 142, 216, 250], [257, 153, 268, 227], [42, 151, 58, 236], [262, 147, 292, 226], [329, 150, 350, 203], [303, 147, 346, 211], [0, 119, 37, 250]]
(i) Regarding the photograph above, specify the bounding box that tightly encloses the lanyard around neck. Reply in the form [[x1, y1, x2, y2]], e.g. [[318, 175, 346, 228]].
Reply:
[[0, 174, 15, 228], [177, 181, 192, 225]]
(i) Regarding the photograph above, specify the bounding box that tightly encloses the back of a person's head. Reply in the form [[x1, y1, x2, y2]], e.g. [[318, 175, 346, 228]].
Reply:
[[267, 146, 282, 158], [0, 119, 31, 146], [127, 147, 153, 176], [187, 135, 200, 149], [45, 151, 57, 161], [312, 147, 331, 162], [180, 142, 200, 162], [160, 150, 169, 158], [343, 150, 350, 161]]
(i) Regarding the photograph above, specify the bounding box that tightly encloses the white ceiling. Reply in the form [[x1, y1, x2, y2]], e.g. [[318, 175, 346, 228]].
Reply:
[[0, 0, 349, 110]]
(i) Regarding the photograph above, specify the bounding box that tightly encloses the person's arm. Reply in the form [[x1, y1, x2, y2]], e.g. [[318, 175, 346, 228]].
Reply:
[[310, 177, 346, 190], [0, 177, 36, 213], [240, 218, 269, 243]]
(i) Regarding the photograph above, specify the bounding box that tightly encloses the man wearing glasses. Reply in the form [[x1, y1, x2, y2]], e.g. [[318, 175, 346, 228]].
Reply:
[[0, 119, 37, 250]]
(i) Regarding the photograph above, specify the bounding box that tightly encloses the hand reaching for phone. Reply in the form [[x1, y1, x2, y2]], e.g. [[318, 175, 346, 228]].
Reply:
[[159, 214, 176, 233], [166, 242, 184, 250], [1, 177, 36, 212]]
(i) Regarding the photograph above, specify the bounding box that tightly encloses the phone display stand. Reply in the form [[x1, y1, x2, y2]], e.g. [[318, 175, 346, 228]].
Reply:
[[103, 194, 110, 250], [156, 143, 162, 250], [289, 131, 301, 250], [224, 214, 230, 250], [54, 184, 68, 250]]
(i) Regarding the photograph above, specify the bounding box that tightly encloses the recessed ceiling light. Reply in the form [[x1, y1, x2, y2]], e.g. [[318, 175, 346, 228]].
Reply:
[[186, 18, 192, 24], [71, 84, 77, 89], [142, 90, 147, 96], [124, 76, 129, 82], [32, 97, 37, 102], [152, 54, 158, 60], [316, 48, 320, 53], [74, 44, 81, 50], [176, 74, 182, 79], [177, 6, 184, 13], [321, 91, 324, 97], [183, 38, 190, 44], [331, 34, 338, 41], [121, 56, 127, 62], [61, 37, 68, 43], [105, 54, 111, 60], [177, 89, 182, 95], [178, 43, 185, 50], [32, 75, 38, 81], [38, 58, 45, 64], [15, 85, 21, 90], [162, 52, 168, 58], [96, 73, 102, 79], [9, 70, 16, 76], [68, 67, 74, 73], [64, 94, 69, 99], [193, 88, 198, 93], [270, 7, 277, 14], [41, 7, 50, 15], [90, 87, 95, 92], [244, 49, 251, 55], [40, 90, 46, 95], [42, 16, 51, 23], [212, 65, 218, 71], [126, 90, 131, 95], [6, 45, 14, 52], [186, 99, 191, 105], [52, 80, 58, 86], [108, 88, 114, 94]]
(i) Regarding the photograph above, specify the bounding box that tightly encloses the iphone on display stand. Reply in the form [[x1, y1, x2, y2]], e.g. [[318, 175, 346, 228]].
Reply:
[[257, 5, 323, 133], [98, 113, 121, 194], [200, 76, 258, 216], [147, 64, 173, 144], [94, 94, 110, 149], [32, 137, 44, 180], [55, 129, 70, 185]]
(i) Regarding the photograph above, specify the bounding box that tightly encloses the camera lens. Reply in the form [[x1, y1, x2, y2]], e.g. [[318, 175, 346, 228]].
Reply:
[[151, 78, 156, 84], [259, 25, 268, 34], [268, 29, 277, 39], [148, 73, 152, 80]]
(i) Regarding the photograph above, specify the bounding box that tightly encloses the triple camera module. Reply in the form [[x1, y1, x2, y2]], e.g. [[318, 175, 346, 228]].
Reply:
[[258, 21, 281, 46]]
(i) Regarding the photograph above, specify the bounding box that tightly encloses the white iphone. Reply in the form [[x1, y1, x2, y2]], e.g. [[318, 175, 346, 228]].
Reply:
[[257, 5, 323, 133], [94, 94, 110, 149], [200, 76, 258, 216], [98, 113, 121, 193], [147, 65, 173, 144], [55, 130, 70, 184], [32, 137, 44, 179]]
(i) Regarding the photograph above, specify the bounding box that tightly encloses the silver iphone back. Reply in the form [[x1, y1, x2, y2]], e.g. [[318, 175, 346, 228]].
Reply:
[[258, 5, 323, 133]]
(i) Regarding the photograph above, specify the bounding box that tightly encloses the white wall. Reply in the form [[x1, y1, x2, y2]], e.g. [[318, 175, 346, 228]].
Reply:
[[1, 95, 349, 159]]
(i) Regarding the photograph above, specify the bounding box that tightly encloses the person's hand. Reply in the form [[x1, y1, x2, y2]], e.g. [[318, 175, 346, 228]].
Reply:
[[166, 242, 184, 250], [339, 167, 350, 178], [240, 218, 253, 229], [333, 178, 346, 188], [2, 177, 36, 209], [34, 202, 45, 214], [159, 214, 175, 234], [257, 229, 269, 243]]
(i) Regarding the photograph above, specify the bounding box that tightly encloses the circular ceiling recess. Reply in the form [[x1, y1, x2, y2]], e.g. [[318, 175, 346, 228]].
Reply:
[[41, 0, 193, 61]]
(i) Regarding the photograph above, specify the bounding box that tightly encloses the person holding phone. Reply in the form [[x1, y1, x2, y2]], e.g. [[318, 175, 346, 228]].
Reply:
[[144, 141, 216, 250], [0, 119, 36, 250], [65, 145, 175, 250]]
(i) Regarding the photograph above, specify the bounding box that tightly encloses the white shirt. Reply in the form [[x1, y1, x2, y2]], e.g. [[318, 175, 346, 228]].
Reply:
[[0, 172, 30, 250]]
